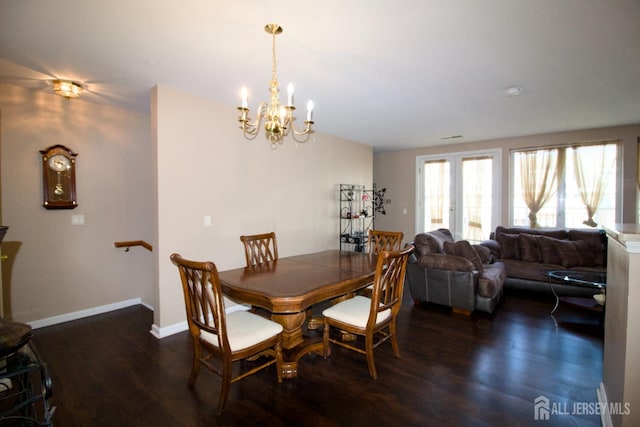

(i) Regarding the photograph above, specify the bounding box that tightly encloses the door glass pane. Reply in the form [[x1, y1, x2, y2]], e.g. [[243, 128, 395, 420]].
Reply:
[[423, 160, 450, 231], [461, 157, 492, 243]]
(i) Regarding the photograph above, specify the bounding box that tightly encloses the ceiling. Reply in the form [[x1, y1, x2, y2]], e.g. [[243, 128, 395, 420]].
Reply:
[[1, 1, 639, 152]]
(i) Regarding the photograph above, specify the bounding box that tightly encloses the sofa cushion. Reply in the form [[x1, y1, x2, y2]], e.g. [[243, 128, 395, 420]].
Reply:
[[494, 226, 568, 241], [473, 244, 493, 264], [443, 240, 484, 273], [568, 229, 605, 266], [498, 233, 519, 260], [501, 259, 564, 282], [518, 234, 540, 263], [413, 228, 455, 257], [537, 236, 584, 267]]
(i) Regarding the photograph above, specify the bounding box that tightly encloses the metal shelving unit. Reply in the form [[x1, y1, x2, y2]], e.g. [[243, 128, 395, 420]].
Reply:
[[339, 184, 375, 252]]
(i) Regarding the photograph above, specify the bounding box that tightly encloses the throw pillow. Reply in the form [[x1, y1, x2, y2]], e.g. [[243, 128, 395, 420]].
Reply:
[[473, 244, 493, 264], [497, 233, 519, 260], [443, 240, 484, 272], [537, 236, 583, 267], [554, 239, 584, 268], [518, 234, 540, 263]]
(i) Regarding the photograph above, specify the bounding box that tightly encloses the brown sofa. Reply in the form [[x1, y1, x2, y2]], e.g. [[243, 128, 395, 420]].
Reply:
[[480, 226, 607, 297], [406, 229, 507, 314]]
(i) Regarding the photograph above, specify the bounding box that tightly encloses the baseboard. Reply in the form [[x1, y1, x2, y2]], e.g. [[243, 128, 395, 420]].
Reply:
[[597, 382, 613, 427], [149, 298, 250, 339], [28, 298, 146, 330], [27, 295, 248, 338]]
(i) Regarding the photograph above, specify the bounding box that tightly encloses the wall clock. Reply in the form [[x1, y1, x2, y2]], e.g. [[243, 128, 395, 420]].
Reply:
[[40, 145, 78, 209]]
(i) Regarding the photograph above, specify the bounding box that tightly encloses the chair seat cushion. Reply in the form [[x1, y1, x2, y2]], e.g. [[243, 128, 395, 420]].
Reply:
[[200, 311, 282, 352], [322, 295, 391, 328]]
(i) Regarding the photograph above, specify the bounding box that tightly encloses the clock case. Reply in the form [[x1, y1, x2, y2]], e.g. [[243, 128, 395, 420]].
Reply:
[[40, 144, 78, 209]]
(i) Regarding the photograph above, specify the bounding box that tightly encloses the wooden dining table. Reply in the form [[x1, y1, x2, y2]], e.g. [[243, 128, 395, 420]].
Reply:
[[218, 249, 378, 378]]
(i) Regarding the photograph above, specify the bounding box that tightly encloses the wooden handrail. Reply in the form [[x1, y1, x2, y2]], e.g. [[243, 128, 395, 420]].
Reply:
[[114, 240, 153, 252]]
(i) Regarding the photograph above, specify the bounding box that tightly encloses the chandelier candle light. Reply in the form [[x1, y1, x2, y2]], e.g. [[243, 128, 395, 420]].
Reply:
[[238, 23, 314, 148]]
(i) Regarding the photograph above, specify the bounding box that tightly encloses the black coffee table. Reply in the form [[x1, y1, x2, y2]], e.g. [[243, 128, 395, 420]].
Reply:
[[544, 270, 606, 314]]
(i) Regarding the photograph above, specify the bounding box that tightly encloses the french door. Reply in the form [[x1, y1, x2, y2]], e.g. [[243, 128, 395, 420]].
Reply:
[[416, 150, 501, 243]]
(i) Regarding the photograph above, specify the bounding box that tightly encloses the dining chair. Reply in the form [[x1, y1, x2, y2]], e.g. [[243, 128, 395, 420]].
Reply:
[[170, 253, 283, 414], [239, 232, 279, 315], [361, 229, 404, 295], [322, 245, 414, 379], [368, 229, 404, 254], [240, 232, 279, 267]]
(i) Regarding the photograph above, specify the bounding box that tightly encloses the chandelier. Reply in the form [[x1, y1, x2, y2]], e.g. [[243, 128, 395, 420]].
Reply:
[[238, 24, 314, 148]]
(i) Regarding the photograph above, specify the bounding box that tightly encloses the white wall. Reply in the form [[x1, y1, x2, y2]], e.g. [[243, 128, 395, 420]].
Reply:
[[0, 84, 154, 323], [152, 85, 373, 332], [0, 82, 373, 330]]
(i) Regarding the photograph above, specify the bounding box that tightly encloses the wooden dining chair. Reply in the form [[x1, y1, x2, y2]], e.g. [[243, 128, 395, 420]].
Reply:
[[322, 245, 414, 379], [170, 253, 283, 414], [240, 232, 279, 267], [361, 229, 404, 295], [368, 229, 404, 254]]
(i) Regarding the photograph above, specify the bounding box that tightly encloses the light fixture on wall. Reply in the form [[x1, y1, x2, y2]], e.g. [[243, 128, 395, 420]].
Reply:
[[51, 79, 83, 98], [238, 24, 314, 148]]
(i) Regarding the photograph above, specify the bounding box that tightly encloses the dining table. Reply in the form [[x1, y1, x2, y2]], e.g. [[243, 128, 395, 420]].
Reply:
[[218, 249, 378, 378]]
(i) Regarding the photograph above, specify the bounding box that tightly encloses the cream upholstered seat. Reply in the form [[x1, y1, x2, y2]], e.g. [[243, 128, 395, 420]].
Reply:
[[199, 310, 283, 351], [170, 253, 283, 414], [322, 245, 414, 379], [321, 296, 391, 328]]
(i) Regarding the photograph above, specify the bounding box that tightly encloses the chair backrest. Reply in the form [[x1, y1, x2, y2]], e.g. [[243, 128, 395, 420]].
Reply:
[[240, 232, 279, 267], [368, 245, 414, 326], [368, 230, 404, 255], [170, 253, 230, 353]]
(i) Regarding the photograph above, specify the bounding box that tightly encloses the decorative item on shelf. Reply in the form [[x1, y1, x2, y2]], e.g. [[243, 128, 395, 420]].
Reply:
[[40, 145, 78, 209], [237, 23, 315, 149], [51, 79, 83, 98], [374, 185, 387, 215]]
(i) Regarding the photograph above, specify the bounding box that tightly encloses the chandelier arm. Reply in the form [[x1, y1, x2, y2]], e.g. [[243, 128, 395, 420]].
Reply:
[[238, 103, 267, 140]]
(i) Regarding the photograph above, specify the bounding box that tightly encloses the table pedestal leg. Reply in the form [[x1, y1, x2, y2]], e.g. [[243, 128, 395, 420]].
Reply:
[[271, 311, 324, 379]]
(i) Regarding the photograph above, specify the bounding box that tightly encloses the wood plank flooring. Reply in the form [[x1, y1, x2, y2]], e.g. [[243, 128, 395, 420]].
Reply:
[[32, 288, 603, 426]]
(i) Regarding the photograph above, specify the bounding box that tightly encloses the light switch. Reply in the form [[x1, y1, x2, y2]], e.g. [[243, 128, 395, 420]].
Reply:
[[71, 214, 85, 225], [204, 216, 212, 227]]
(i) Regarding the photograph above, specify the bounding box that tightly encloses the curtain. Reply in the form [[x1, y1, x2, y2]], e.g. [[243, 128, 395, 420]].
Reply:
[[518, 149, 561, 228], [573, 145, 615, 227]]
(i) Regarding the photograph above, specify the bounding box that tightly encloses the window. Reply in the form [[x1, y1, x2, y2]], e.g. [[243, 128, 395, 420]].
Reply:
[[417, 150, 501, 243], [511, 141, 619, 228]]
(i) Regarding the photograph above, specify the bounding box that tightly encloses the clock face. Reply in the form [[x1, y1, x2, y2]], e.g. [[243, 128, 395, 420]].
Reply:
[[48, 154, 71, 172]]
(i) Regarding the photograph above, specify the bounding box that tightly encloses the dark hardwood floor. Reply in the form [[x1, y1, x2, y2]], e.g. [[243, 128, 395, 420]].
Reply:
[[32, 288, 603, 426]]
